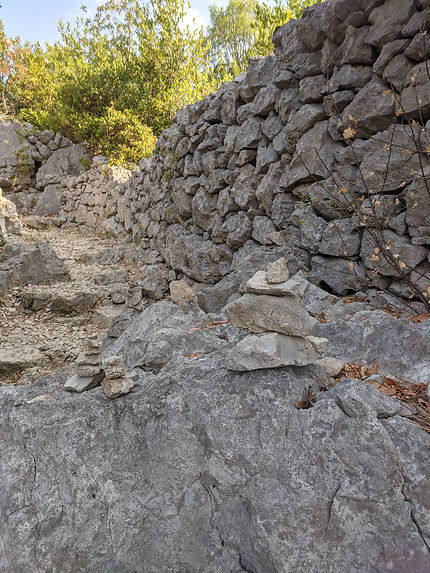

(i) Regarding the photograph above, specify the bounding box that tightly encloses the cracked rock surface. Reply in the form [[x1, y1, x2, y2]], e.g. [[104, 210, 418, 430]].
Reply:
[[0, 361, 429, 573]]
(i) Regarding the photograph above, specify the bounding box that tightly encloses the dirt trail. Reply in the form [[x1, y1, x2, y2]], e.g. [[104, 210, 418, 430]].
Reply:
[[0, 219, 139, 385]]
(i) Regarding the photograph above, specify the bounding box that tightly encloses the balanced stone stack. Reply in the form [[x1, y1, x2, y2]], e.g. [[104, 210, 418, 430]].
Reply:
[[224, 258, 329, 371], [101, 355, 134, 399], [64, 336, 104, 392]]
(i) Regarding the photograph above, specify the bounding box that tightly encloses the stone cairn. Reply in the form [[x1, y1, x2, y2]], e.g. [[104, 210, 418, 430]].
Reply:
[[64, 338, 134, 399], [224, 258, 342, 375], [101, 355, 134, 399], [64, 335, 105, 393]]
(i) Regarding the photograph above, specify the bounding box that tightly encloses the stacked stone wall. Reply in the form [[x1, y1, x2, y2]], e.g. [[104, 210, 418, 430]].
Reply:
[[59, 0, 430, 307]]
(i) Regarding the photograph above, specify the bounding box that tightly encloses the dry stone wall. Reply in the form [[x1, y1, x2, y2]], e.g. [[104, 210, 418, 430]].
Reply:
[[0, 116, 91, 215], [59, 0, 430, 307]]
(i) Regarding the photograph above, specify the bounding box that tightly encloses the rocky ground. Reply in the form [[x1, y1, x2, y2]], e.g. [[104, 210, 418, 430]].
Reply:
[[0, 217, 143, 385]]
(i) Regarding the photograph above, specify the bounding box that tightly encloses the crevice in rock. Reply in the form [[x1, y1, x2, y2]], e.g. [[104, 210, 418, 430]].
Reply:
[[334, 397, 352, 418], [198, 473, 247, 567], [325, 482, 341, 532], [238, 553, 254, 573], [399, 469, 430, 553]]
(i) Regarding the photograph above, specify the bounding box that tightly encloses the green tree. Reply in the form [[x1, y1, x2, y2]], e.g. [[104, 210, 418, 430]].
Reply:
[[4, 0, 211, 164], [206, 0, 324, 83]]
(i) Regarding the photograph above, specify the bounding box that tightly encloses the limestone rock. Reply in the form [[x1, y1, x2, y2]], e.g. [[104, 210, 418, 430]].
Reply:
[[225, 293, 317, 337], [0, 242, 69, 297], [0, 346, 44, 372], [1, 352, 429, 572], [280, 121, 342, 190], [366, 0, 416, 48], [101, 376, 134, 399], [107, 300, 228, 370], [225, 332, 322, 371], [246, 271, 303, 296], [0, 119, 35, 190], [266, 257, 290, 284], [0, 189, 22, 237], [36, 144, 92, 188], [315, 356, 345, 377], [64, 372, 104, 393], [310, 256, 367, 296], [315, 309, 430, 383], [138, 265, 168, 300], [340, 77, 396, 139], [32, 185, 62, 216], [169, 279, 195, 304], [50, 291, 97, 314]]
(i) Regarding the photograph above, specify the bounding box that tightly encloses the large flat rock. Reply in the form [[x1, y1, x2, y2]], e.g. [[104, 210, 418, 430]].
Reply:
[[0, 361, 429, 572], [225, 293, 317, 336]]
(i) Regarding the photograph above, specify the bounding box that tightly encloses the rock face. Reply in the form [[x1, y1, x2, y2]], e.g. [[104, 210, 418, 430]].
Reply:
[[107, 300, 231, 370], [0, 118, 91, 218], [1, 362, 429, 573], [315, 309, 430, 383]]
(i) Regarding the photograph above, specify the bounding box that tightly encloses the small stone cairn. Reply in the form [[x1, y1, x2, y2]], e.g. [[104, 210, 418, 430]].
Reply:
[[224, 258, 341, 374], [101, 355, 134, 399], [64, 338, 134, 399], [64, 335, 105, 392]]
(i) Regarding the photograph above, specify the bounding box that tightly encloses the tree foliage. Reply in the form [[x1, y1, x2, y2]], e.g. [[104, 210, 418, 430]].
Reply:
[[206, 0, 323, 83], [0, 0, 323, 163]]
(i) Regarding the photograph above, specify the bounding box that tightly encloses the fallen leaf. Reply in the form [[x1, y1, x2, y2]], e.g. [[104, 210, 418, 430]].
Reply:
[[411, 313, 430, 324]]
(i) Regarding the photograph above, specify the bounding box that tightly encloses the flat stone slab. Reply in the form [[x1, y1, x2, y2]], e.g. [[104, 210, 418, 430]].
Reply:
[[246, 271, 306, 297], [225, 332, 323, 371], [64, 371, 104, 393], [0, 346, 44, 372], [225, 293, 317, 337]]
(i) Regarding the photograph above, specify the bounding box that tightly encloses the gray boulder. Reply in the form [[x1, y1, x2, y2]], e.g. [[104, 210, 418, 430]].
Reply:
[[280, 121, 342, 190], [366, 0, 415, 48], [0, 119, 35, 190], [319, 218, 361, 257], [359, 124, 428, 193], [32, 184, 62, 216], [400, 63, 430, 119], [360, 229, 428, 277], [160, 225, 232, 283], [310, 256, 367, 296], [0, 242, 69, 297], [138, 265, 168, 300], [340, 77, 396, 139], [0, 346, 44, 372], [107, 300, 229, 370]]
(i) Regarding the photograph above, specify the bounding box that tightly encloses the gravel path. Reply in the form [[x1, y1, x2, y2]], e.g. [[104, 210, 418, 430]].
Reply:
[[0, 219, 139, 385]]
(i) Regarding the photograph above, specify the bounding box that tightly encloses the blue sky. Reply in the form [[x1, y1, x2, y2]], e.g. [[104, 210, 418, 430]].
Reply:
[[1, 0, 227, 44]]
